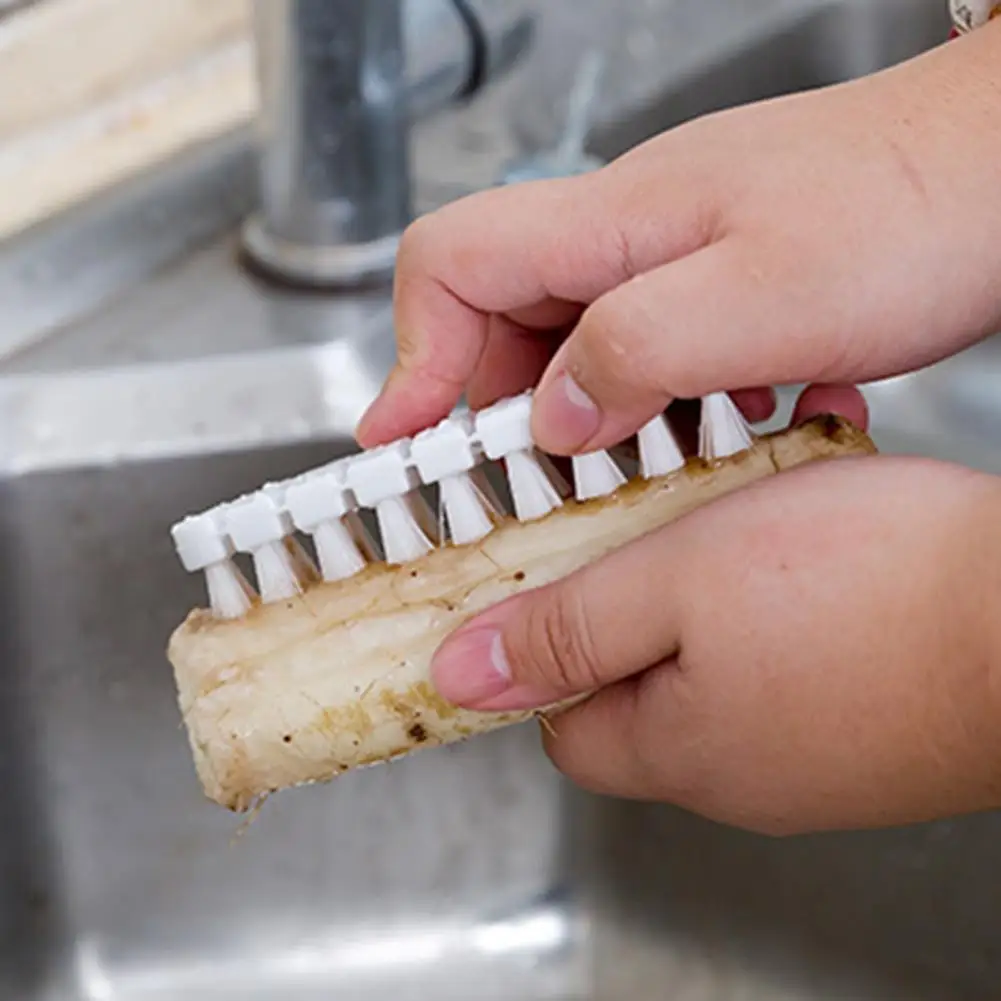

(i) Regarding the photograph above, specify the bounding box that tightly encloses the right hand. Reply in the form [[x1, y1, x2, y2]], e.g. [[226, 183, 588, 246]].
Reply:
[[356, 22, 1001, 455]]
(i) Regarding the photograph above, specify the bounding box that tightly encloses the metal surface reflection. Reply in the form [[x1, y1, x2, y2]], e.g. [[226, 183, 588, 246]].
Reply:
[[5, 3, 998, 1001]]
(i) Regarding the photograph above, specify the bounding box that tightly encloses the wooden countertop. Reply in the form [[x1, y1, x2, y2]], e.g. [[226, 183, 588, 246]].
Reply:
[[0, 0, 256, 239]]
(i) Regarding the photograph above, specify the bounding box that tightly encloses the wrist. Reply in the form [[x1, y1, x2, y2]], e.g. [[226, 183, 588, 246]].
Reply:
[[859, 22, 1001, 348]]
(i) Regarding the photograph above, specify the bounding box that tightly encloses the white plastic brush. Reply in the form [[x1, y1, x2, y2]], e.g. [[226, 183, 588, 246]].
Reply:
[[638, 414, 685, 478], [476, 393, 565, 522], [571, 450, 627, 501], [223, 491, 317, 603], [345, 442, 438, 565], [411, 414, 500, 546], [284, 462, 375, 582], [170, 510, 255, 620], [699, 392, 755, 461], [166, 391, 876, 811]]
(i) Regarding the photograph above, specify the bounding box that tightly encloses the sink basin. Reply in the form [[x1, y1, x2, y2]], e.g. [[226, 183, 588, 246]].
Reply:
[[4, 2, 999, 999]]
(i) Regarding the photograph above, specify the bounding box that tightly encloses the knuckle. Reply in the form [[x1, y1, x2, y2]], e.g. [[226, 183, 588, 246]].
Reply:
[[574, 292, 664, 398], [604, 217, 639, 284], [395, 215, 452, 297], [397, 212, 438, 262], [513, 586, 604, 695], [574, 301, 640, 387]]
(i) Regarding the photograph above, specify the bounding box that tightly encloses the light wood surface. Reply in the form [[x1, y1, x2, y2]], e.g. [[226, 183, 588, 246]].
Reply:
[[0, 0, 257, 239]]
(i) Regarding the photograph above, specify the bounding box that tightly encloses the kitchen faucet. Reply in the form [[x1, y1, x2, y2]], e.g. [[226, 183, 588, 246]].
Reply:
[[240, 0, 535, 289]]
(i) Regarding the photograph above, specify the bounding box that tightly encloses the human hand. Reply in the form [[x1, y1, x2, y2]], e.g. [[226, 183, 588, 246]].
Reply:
[[429, 454, 1001, 836], [354, 21, 1001, 833], [356, 22, 1001, 455]]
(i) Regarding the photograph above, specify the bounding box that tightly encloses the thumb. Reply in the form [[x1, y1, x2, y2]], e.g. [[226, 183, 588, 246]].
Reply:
[[429, 535, 683, 712], [529, 237, 850, 455]]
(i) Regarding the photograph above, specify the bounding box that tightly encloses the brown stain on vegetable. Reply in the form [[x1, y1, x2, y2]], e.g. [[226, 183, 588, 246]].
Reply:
[[316, 699, 376, 739], [378, 681, 462, 721]]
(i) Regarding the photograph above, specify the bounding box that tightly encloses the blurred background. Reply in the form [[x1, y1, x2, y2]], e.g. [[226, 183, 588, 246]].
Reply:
[[3, 1, 1001, 999]]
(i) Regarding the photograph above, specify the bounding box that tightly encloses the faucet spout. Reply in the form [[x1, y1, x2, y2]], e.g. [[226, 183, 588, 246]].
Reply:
[[241, 0, 535, 290]]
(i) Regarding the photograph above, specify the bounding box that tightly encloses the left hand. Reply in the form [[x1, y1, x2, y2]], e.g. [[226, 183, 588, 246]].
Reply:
[[429, 449, 1001, 836]]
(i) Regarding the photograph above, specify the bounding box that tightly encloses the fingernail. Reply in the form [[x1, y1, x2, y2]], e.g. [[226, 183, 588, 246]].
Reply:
[[533, 372, 602, 453], [431, 627, 513, 706]]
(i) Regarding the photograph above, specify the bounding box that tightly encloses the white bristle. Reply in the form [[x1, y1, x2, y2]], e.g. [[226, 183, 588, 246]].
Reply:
[[251, 541, 308, 602], [311, 519, 368, 581], [699, 392, 754, 461], [223, 494, 312, 603], [535, 453, 572, 499], [203, 562, 256, 619], [259, 483, 322, 587], [346, 441, 438, 565], [572, 450, 627, 501], [171, 511, 256, 618], [638, 414, 685, 479], [439, 472, 496, 545], [169, 389, 756, 607], [474, 391, 565, 523], [285, 465, 371, 583], [504, 450, 564, 522], [374, 496, 435, 564], [411, 415, 497, 545]]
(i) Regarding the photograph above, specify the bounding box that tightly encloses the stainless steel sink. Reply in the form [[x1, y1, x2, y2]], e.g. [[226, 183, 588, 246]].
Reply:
[[6, 2, 1001, 999]]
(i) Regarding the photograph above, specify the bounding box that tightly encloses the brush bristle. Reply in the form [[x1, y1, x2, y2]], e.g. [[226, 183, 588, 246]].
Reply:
[[638, 414, 685, 478], [572, 450, 627, 501], [170, 389, 759, 613], [439, 472, 497, 545], [204, 561, 255, 619], [504, 449, 565, 521], [375, 495, 437, 564], [699, 392, 754, 461], [311, 518, 368, 581]]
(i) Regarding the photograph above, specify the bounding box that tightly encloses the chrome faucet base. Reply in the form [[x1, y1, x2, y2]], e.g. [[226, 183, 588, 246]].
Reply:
[[240, 0, 535, 291], [240, 216, 401, 289]]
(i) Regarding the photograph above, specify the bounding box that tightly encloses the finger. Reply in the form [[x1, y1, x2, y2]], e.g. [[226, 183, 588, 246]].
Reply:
[[539, 666, 698, 803], [538, 677, 660, 801], [466, 327, 772, 429], [543, 456, 1001, 830], [732, 386, 777, 424], [529, 237, 859, 455], [465, 315, 566, 412], [359, 296, 585, 447], [792, 382, 869, 431], [429, 530, 685, 711], [430, 383, 775, 710], [357, 164, 718, 445]]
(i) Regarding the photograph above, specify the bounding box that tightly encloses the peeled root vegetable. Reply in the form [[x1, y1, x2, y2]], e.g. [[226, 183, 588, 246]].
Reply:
[[167, 415, 877, 811]]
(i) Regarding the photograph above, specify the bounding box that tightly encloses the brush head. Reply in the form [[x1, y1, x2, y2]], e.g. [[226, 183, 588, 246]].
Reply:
[[169, 391, 757, 617], [284, 463, 353, 533]]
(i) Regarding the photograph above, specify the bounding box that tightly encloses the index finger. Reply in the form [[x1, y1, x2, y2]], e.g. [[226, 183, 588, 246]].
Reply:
[[355, 160, 714, 446]]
